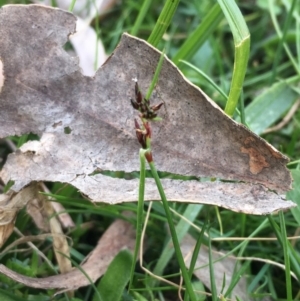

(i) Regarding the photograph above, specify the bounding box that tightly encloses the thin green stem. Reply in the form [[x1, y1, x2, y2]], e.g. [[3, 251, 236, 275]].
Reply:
[[268, 216, 300, 282], [128, 149, 147, 292], [172, 3, 223, 65], [189, 222, 207, 277], [217, 0, 250, 117], [130, 0, 152, 36], [180, 60, 250, 125], [146, 50, 165, 101], [287, 159, 300, 166], [208, 233, 218, 301], [147, 0, 180, 47], [151, 204, 203, 288], [148, 161, 197, 301], [180, 60, 228, 101], [269, 0, 298, 83], [184, 221, 207, 301], [224, 34, 250, 117], [68, 0, 76, 11], [268, 0, 300, 77], [279, 211, 292, 300], [239, 91, 246, 126]]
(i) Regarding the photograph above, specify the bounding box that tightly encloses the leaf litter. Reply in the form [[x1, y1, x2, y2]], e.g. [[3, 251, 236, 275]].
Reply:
[[0, 217, 136, 292], [0, 5, 294, 210], [0, 3, 295, 293]]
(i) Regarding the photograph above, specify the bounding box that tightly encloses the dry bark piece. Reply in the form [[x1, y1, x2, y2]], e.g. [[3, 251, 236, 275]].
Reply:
[[70, 174, 294, 215], [0, 60, 4, 93], [0, 4, 294, 214], [0, 218, 136, 291]]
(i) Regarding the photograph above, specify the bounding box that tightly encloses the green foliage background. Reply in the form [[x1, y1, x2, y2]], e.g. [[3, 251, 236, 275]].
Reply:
[[0, 0, 300, 300]]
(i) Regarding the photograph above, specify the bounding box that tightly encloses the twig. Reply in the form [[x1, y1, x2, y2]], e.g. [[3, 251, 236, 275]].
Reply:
[[263, 99, 300, 134]]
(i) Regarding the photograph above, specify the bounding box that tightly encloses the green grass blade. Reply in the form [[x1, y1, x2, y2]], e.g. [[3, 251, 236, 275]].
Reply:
[[297, 9, 300, 67], [130, 0, 152, 36], [188, 222, 207, 278], [279, 211, 292, 300], [180, 60, 246, 120], [287, 170, 300, 226], [0, 288, 29, 301], [225, 29, 250, 117], [268, 0, 300, 76], [16, 134, 29, 148], [287, 241, 300, 282], [184, 221, 207, 301], [147, 0, 180, 47], [245, 80, 298, 134], [146, 50, 165, 100], [129, 149, 147, 291], [224, 261, 250, 298], [217, 0, 249, 43], [148, 161, 198, 301], [68, 0, 76, 11], [247, 263, 269, 295], [208, 234, 218, 301], [268, 216, 300, 282], [239, 91, 246, 125], [151, 204, 203, 287], [172, 4, 223, 65], [95, 250, 133, 301], [269, 0, 299, 83], [217, 0, 250, 117], [180, 60, 228, 101]]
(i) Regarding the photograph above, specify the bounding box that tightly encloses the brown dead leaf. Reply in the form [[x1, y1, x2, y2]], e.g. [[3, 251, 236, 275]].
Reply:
[[0, 183, 72, 278], [0, 184, 38, 247], [26, 197, 50, 232], [27, 183, 75, 231], [37, 191, 72, 275], [0, 5, 294, 214], [0, 218, 136, 291], [50, 201, 75, 228]]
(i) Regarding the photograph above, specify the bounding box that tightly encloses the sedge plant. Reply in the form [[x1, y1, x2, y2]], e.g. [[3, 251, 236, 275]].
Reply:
[[128, 52, 198, 301]]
